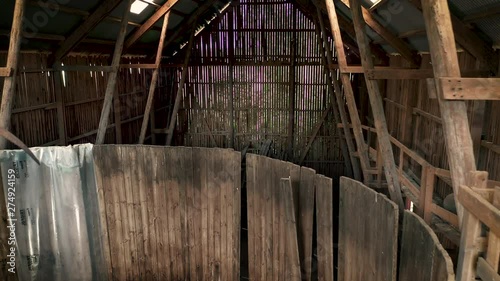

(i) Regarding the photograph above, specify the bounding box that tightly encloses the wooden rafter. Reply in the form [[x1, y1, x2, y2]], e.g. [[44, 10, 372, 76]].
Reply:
[[338, 0, 420, 68], [138, 12, 171, 144], [408, 0, 498, 74], [163, 0, 220, 51], [322, 0, 372, 182], [52, 0, 123, 62], [124, 0, 179, 50], [95, 0, 133, 144], [463, 3, 500, 23], [349, 0, 405, 210]]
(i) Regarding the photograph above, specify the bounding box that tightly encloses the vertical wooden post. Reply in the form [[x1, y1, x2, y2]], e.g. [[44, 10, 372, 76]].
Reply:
[[288, 38, 296, 159], [228, 5, 235, 148], [165, 27, 196, 146], [421, 0, 478, 224], [113, 85, 122, 144], [0, 2, 24, 280], [138, 12, 171, 144], [456, 171, 488, 281], [315, 19, 356, 180], [321, 1, 372, 182], [0, 0, 25, 149], [53, 65, 67, 145], [348, 0, 405, 209], [95, 0, 132, 144]]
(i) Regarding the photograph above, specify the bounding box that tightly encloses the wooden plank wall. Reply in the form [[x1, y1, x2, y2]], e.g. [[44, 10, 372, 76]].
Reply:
[[177, 0, 346, 181], [399, 211, 455, 281], [0, 52, 174, 147], [338, 177, 399, 281], [246, 154, 334, 281], [92, 145, 241, 280]]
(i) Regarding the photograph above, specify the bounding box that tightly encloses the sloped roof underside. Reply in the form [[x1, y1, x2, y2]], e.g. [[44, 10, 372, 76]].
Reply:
[[0, 0, 498, 58]]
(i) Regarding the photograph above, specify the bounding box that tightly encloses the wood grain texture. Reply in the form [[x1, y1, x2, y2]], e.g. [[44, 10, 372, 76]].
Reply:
[[399, 211, 455, 281], [339, 177, 398, 281], [316, 175, 334, 281], [93, 145, 241, 280], [436, 78, 500, 100]]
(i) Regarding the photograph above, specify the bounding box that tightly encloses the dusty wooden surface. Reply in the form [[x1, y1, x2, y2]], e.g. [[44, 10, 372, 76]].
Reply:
[[399, 211, 455, 281], [338, 177, 398, 281], [93, 145, 241, 280]]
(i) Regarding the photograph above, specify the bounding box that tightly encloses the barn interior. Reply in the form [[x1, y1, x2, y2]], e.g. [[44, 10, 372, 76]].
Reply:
[[0, 0, 499, 280]]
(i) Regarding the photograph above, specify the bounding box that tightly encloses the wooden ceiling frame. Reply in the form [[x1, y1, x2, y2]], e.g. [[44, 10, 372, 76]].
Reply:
[[51, 0, 124, 63], [124, 0, 180, 50]]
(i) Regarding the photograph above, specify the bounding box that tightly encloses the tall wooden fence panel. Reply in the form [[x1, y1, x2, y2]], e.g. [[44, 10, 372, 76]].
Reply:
[[399, 211, 455, 281], [92, 145, 241, 281], [338, 177, 399, 281]]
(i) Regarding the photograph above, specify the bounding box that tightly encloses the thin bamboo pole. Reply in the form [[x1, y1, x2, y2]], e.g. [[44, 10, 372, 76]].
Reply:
[[138, 12, 171, 144], [0, 0, 26, 149], [165, 27, 196, 146], [95, 0, 133, 144]]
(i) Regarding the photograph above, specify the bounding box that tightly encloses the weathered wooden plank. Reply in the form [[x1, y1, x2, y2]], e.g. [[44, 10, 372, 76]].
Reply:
[[399, 211, 455, 281], [0, 67, 12, 77], [339, 177, 398, 281], [435, 78, 500, 100], [458, 185, 500, 237], [281, 178, 301, 281], [486, 187, 500, 273], [456, 171, 488, 281], [296, 167, 316, 281], [316, 175, 334, 281], [349, 0, 405, 209], [52, 0, 122, 62], [95, 0, 133, 144], [421, 0, 478, 224], [124, 0, 179, 49], [138, 12, 171, 144], [476, 257, 500, 281]]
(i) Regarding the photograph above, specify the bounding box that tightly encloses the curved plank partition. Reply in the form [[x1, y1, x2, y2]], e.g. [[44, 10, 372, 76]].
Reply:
[[93, 145, 241, 281]]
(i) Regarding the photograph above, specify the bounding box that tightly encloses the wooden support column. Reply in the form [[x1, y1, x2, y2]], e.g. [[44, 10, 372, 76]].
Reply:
[[95, 0, 132, 144], [349, 0, 405, 210], [421, 0, 478, 224], [288, 37, 296, 159], [456, 171, 488, 281], [323, 0, 371, 182], [138, 12, 171, 144], [113, 85, 122, 144], [315, 16, 357, 180], [165, 27, 196, 146], [53, 68, 67, 145], [228, 6, 235, 148], [0, 0, 25, 149]]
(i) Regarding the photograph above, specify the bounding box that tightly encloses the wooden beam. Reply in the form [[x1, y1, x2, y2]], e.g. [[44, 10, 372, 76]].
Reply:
[[165, 27, 195, 146], [458, 184, 500, 237], [408, 0, 498, 74], [124, 0, 179, 50], [486, 187, 500, 273], [463, 3, 500, 23], [323, 0, 372, 181], [456, 171, 487, 281], [477, 257, 500, 281], [349, 0, 405, 210], [95, 0, 132, 144], [0, 67, 12, 77], [138, 12, 171, 144], [228, 7, 235, 148], [434, 78, 500, 100], [421, 0, 478, 225], [338, 0, 420, 68], [317, 9, 359, 180], [0, 0, 25, 149], [288, 30, 296, 159], [163, 0, 219, 49], [299, 106, 332, 165], [52, 0, 123, 62]]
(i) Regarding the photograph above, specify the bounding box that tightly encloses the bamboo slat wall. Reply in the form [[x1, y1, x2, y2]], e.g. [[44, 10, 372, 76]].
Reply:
[[0, 52, 175, 147], [177, 0, 345, 181]]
